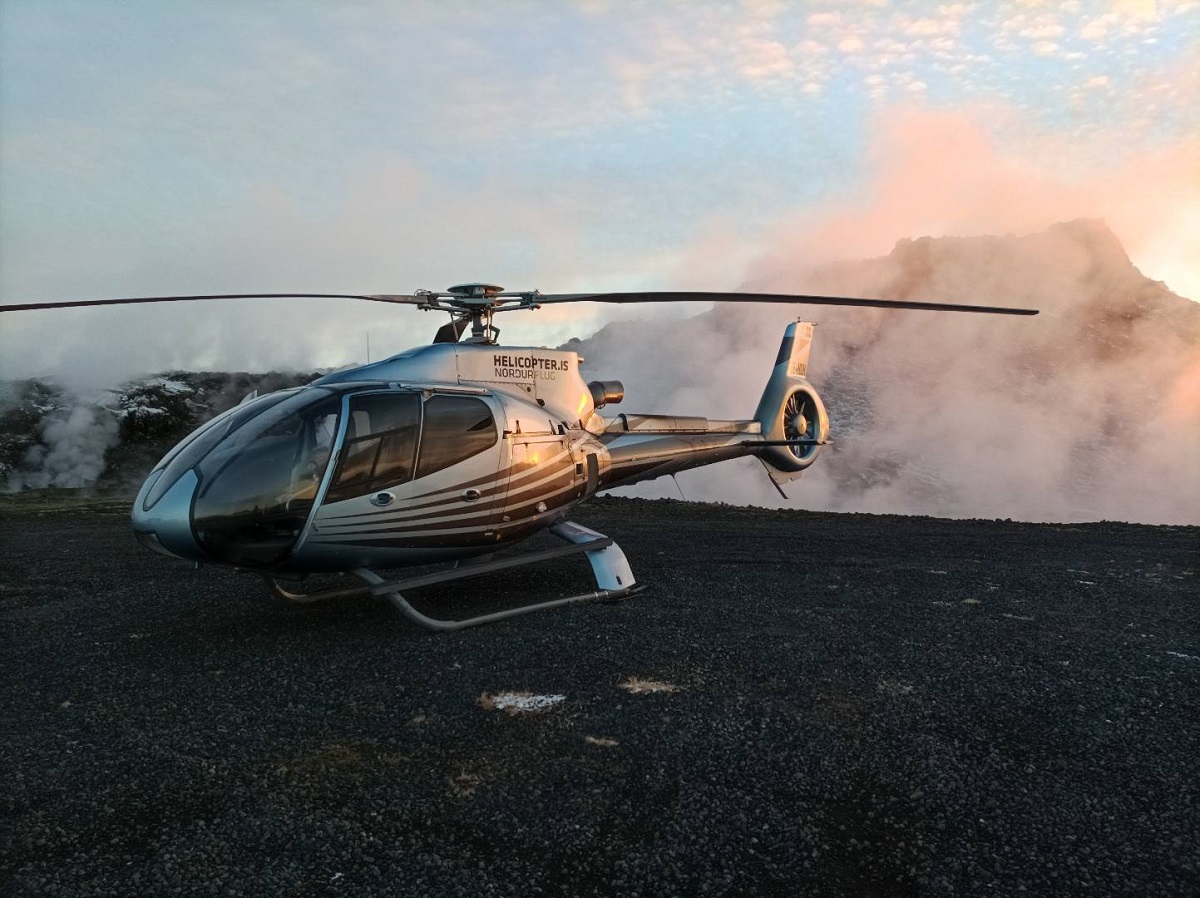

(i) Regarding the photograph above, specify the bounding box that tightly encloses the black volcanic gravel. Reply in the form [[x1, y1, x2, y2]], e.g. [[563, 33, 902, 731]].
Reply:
[[2, 497, 1197, 897]]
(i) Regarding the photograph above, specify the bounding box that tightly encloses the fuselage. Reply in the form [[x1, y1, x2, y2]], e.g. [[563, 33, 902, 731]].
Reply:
[[131, 342, 766, 574]]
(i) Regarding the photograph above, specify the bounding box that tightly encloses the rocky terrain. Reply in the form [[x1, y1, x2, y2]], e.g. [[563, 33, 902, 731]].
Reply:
[[2, 496, 1196, 897]]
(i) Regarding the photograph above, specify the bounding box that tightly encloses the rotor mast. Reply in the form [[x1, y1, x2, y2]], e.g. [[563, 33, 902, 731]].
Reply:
[[430, 283, 543, 345]]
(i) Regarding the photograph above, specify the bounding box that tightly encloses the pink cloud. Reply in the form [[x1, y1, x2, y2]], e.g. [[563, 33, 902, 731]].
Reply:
[[750, 106, 1200, 300]]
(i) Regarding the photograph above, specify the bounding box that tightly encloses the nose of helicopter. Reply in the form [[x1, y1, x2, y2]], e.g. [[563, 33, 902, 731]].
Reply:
[[131, 467, 208, 563], [129, 386, 343, 570]]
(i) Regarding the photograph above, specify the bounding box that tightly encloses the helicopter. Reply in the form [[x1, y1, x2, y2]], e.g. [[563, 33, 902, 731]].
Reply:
[[1, 284, 1037, 630]]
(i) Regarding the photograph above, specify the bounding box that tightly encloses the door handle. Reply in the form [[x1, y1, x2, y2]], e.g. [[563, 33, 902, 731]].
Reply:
[[461, 488, 482, 502]]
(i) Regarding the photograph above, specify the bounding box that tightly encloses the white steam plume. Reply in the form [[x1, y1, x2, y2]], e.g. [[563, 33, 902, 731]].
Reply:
[[6, 402, 119, 491], [577, 221, 1199, 525]]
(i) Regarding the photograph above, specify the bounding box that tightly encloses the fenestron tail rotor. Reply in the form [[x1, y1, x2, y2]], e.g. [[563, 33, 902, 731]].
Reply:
[[0, 284, 1038, 346]]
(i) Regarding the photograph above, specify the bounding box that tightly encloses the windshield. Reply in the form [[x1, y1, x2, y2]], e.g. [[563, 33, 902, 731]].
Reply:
[[142, 390, 299, 512], [191, 388, 340, 567]]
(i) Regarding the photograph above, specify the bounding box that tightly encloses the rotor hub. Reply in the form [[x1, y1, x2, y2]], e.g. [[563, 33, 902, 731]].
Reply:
[[447, 283, 505, 299]]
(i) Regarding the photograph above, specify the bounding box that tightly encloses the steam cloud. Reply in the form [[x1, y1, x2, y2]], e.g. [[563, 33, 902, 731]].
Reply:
[[4, 221, 1195, 524], [576, 220, 1199, 525], [6, 402, 118, 491]]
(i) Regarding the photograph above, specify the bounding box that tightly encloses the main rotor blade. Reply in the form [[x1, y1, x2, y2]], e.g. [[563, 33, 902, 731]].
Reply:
[[0, 293, 426, 312], [536, 291, 1039, 316]]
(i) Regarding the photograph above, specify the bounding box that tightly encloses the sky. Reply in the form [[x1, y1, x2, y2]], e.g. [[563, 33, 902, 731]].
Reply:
[[1, 0, 1198, 387]]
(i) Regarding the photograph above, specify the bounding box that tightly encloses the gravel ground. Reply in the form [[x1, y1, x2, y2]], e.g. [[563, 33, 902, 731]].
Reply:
[[2, 496, 1197, 898]]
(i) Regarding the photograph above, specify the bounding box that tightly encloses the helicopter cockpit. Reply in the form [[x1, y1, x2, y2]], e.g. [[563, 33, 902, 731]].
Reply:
[[189, 390, 342, 567], [134, 387, 343, 566]]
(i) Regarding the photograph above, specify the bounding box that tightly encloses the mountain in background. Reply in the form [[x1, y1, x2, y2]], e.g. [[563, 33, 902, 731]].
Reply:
[[3, 220, 1197, 524]]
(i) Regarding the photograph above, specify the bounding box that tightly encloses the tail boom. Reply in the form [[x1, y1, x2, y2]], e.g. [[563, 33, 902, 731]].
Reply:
[[586, 320, 829, 495], [599, 418, 761, 490]]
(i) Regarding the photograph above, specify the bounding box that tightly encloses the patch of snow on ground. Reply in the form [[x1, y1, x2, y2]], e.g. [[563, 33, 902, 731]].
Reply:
[[145, 377, 192, 394], [479, 692, 566, 714], [618, 677, 680, 694]]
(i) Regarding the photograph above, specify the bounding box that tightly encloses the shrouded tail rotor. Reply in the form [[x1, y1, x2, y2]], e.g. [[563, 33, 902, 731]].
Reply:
[[753, 322, 831, 491], [780, 388, 826, 465], [756, 381, 830, 474]]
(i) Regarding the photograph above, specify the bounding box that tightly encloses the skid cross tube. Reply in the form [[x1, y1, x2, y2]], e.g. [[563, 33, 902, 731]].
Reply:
[[362, 538, 615, 595]]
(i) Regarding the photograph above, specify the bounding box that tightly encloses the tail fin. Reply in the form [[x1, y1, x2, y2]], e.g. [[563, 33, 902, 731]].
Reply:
[[773, 320, 815, 379], [753, 321, 830, 495]]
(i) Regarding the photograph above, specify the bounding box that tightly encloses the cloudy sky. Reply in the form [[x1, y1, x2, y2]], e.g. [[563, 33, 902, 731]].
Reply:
[[1, 0, 1197, 387]]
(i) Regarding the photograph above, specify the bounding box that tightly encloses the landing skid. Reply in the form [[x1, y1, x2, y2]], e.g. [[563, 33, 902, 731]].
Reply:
[[264, 521, 641, 631]]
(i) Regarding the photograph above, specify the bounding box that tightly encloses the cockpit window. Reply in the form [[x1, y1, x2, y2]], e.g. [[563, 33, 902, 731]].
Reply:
[[320, 393, 498, 505], [325, 392, 421, 504], [191, 388, 339, 567], [414, 396, 497, 479], [142, 389, 298, 512]]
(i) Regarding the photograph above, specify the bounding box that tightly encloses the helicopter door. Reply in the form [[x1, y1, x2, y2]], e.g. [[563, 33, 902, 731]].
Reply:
[[406, 394, 505, 545], [321, 392, 422, 505], [311, 392, 503, 550]]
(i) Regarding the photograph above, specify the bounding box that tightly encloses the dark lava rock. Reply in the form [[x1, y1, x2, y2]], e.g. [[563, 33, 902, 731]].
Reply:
[[1, 496, 1197, 897]]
